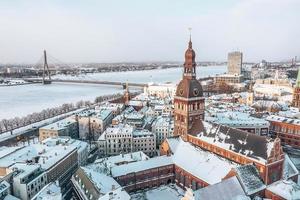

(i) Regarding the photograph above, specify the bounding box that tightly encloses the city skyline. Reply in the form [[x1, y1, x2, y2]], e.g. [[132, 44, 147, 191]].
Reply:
[[0, 0, 299, 64]]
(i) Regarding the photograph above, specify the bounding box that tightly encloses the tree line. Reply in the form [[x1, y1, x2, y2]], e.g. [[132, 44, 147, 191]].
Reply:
[[0, 93, 125, 134]]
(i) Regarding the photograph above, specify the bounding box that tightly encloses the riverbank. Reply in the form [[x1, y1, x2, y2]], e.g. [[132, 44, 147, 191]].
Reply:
[[0, 93, 128, 145]]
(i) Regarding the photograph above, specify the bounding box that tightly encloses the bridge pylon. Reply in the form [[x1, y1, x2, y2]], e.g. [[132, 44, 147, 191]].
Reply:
[[42, 50, 52, 84]]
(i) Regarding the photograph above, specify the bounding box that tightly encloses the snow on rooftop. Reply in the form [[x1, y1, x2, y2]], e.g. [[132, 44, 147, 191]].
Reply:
[[0, 180, 10, 194], [131, 184, 184, 200], [77, 109, 112, 120], [33, 182, 61, 200], [3, 195, 20, 200], [111, 155, 173, 177], [235, 164, 266, 195], [194, 176, 247, 200], [206, 111, 269, 127], [81, 167, 121, 194], [40, 117, 76, 131], [102, 125, 134, 137], [10, 163, 41, 179], [0, 146, 23, 159], [283, 154, 299, 180], [132, 129, 154, 137], [267, 180, 300, 200], [0, 138, 79, 170], [266, 115, 300, 126], [170, 137, 238, 185], [87, 151, 149, 174], [197, 121, 274, 164], [98, 187, 130, 200], [153, 116, 173, 127]]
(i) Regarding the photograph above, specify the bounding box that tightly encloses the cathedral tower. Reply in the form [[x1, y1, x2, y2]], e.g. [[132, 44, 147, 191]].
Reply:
[[174, 35, 205, 141]]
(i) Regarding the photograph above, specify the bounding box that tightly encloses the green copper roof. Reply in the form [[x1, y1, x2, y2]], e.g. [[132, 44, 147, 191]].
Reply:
[[297, 68, 300, 87]]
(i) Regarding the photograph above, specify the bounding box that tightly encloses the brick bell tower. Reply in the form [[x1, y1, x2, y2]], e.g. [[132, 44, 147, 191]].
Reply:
[[174, 33, 205, 141]]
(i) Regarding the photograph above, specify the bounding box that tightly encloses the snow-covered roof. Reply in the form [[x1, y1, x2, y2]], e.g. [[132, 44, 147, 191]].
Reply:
[[10, 163, 42, 180], [152, 116, 173, 128], [131, 184, 184, 200], [95, 109, 113, 121], [235, 164, 266, 195], [283, 154, 299, 180], [0, 180, 10, 194], [125, 112, 144, 120], [98, 187, 130, 200], [267, 180, 300, 200], [266, 115, 300, 126], [132, 129, 154, 138], [87, 151, 149, 175], [81, 167, 120, 194], [32, 182, 61, 200], [194, 176, 247, 200], [0, 138, 79, 169], [112, 155, 173, 177], [73, 167, 130, 200], [0, 146, 23, 159], [98, 102, 124, 112], [252, 100, 282, 110], [103, 124, 134, 137], [168, 137, 237, 185], [3, 195, 20, 200], [197, 121, 274, 164], [206, 111, 269, 128], [40, 117, 76, 131]]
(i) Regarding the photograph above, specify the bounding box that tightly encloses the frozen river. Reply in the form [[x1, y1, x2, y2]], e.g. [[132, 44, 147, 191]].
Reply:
[[0, 65, 226, 120]]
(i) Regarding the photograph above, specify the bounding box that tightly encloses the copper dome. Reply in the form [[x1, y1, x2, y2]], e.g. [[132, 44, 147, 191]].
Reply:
[[176, 78, 203, 98]]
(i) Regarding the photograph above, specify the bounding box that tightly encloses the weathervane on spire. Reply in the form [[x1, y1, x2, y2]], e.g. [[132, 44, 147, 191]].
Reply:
[[188, 27, 192, 48]]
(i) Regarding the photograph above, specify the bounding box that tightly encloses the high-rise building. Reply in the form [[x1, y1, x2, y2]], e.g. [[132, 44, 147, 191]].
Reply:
[[228, 51, 243, 75], [173, 36, 205, 141], [292, 68, 300, 108]]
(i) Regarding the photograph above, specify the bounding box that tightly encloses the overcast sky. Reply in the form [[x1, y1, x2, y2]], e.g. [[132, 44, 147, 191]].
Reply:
[[0, 0, 299, 63]]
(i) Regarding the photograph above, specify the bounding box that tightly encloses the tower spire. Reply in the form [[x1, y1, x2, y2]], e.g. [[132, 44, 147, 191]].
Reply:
[[183, 28, 196, 78], [188, 27, 192, 48]]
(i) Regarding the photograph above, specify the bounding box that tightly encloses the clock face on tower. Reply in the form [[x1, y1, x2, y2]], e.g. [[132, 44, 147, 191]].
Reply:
[[193, 88, 199, 96]]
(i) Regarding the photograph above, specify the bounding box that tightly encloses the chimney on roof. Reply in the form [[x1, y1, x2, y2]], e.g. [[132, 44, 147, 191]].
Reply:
[[109, 192, 113, 200], [111, 184, 116, 191]]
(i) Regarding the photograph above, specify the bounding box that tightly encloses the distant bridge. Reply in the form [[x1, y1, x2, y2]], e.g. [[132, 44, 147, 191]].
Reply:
[[23, 78, 147, 88], [30, 50, 214, 89]]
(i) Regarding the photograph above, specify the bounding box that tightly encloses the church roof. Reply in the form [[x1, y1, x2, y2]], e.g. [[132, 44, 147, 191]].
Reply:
[[197, 121, 275, 164], [166, 136, 237, 185]]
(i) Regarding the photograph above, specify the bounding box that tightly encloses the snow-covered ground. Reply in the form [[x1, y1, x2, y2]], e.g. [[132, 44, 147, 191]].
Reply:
[[131, 184, 185, 200]]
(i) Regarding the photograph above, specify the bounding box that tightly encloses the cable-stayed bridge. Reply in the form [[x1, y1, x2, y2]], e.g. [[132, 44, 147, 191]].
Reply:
[[27, 50, 146, 88]]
